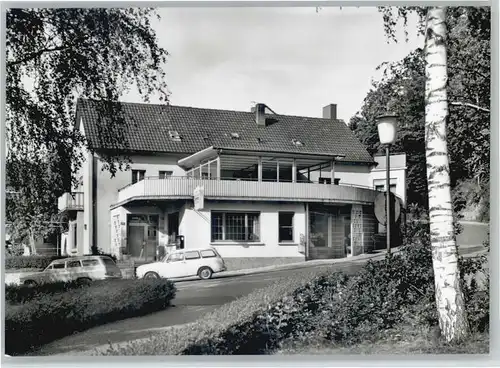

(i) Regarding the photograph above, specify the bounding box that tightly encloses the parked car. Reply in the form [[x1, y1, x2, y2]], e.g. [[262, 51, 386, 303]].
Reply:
[[136, 247, 226, 280], [19, 255, 123, 286]]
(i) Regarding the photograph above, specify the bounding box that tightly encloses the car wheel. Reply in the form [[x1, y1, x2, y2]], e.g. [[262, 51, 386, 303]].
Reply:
[[198, 267, 213, 280], [144, 272, 160, 279], [24, 280, 37, 287], [76, 277, 92, 287]]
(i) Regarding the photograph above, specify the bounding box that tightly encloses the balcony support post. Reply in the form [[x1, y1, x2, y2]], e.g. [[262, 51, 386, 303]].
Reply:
[[216, 156, 221, 180], [276, 160, 280, 183], [331, 159, 335, 184], [257, 157, 262, 182], [292, 159, 297, 183]]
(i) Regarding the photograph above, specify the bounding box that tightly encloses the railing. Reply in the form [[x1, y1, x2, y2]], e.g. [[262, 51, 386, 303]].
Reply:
[[116, 177, 379, 205], [58, 192, 84, 212]]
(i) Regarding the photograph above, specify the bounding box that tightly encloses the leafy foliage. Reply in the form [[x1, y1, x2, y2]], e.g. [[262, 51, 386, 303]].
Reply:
[[5, 255, 67, 270], [5, 279, 88, 304], [6, 8, 169, 245], [351, 7, 490, 213], [5, 278, 176, 355]]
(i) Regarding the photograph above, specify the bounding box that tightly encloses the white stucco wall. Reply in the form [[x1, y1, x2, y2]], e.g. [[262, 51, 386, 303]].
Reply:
[[179, 201, 306, 258], [369, 154, 407, 205], [93, 154, 186, 255]]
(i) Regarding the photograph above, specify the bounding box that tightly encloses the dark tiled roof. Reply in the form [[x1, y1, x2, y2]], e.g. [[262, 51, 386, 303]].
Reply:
[[77, 99, 374, 163]]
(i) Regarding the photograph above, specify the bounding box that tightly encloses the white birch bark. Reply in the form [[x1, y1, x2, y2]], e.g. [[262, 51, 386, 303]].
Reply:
[[424, 7, 470, 342]]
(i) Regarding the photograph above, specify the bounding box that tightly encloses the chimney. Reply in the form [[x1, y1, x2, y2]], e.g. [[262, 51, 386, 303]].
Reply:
[[255, 103, 266, 126], [322, 104, 337, 120]]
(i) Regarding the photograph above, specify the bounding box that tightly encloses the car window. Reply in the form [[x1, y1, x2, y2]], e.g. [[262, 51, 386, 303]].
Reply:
[[200, 249, 217, 258], [66, 260, 82, 268], [167, 253, 184, 263], [82, 259, 100, 267], [184, 251, 200, 260], [102, 258, 117, 267], [52, 263, 65, 269]]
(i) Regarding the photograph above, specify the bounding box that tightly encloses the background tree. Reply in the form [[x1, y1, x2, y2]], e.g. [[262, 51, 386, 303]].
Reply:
[[351, 7, 490, 220], [5, 8, 169, 247]]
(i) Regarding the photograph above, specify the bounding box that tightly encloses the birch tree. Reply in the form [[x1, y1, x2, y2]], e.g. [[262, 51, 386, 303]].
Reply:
[[423, 7, 469, 342], [378, 6, 470, 342]]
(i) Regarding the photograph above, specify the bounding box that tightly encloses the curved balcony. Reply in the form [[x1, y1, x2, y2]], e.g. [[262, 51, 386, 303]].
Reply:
[[115, 177, 379, 207]]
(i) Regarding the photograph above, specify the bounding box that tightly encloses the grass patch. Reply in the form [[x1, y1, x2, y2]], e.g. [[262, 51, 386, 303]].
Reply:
[[276, 325, 489, 355], [5, 279, 176, 356]]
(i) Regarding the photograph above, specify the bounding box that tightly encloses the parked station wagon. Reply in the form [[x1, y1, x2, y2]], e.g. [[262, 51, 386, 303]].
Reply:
[[19, 255, 123, 286], [135, 247, 227, 280]]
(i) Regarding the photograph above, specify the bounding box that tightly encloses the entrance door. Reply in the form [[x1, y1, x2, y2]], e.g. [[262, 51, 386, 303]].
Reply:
[[128, 225, 145, 258], [167, 212, 180, 245], [343, 216, 352, 257]]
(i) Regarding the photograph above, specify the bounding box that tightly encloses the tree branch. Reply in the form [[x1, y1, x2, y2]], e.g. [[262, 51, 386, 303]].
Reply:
[[450, 101, 490, 113], [7, 44, 70, 67]]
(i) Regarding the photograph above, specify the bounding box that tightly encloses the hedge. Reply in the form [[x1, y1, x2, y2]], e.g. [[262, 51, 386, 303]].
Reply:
[[5, 280, 88, 304], [5, 279, 176, 355], [101, 267, 336, 355], [5, 253, 118, 270], [5, 255, 67, 270]]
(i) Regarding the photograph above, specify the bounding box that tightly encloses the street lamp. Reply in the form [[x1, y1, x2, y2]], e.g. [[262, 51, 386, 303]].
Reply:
[[376, 114, 398, 254]]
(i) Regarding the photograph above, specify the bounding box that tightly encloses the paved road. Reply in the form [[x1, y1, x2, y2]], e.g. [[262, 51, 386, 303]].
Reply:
[[34, 222, 487, 355]]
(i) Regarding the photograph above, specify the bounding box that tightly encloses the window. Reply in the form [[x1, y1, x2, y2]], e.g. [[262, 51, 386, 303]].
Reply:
[[159, 170, 173, 179], [167, 253, 184, 263], [211, 212, 260, 242], [102, 258, 116, 267], [52, 263, 65, 269], [82, 259, 100, 267], [200, 249, 217, 258], [279, 212, 294, 242], [334, 178, 341, 185], [184, 251, 201, 260], [67, 260, 82, 268], [169, 130, 182, 141], [319, 177, 331, 184], [374, 183, 397, 193], [132, 169, 146, 184]]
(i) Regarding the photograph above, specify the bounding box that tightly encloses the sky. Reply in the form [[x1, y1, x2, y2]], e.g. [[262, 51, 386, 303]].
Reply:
[[122, 6, 423, 122]]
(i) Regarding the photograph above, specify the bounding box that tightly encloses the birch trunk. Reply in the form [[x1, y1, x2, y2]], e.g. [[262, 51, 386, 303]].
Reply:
[[424, 7, 470, 342]]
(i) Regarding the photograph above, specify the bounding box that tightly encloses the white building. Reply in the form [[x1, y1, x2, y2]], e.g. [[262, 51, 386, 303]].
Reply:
[[57, 100, 406, 270]]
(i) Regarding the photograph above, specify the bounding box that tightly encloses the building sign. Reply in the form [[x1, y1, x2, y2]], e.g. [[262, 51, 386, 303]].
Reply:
[[194, 186, 204, 210]]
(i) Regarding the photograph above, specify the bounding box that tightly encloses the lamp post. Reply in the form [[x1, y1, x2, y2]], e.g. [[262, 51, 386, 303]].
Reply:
[[376, 114, 398, 254]]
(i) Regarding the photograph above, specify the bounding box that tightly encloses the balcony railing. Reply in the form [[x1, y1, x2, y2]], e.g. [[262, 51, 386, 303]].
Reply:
[[116, 177, 379, 205], [58, 192, 84, 212]]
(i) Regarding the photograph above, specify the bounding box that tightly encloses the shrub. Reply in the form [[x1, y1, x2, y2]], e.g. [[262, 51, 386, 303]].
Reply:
[[5, 279, 176, 355], [5, 280, 87, 304], [5, 255, 67, 270], [101, 267, 336, 356]]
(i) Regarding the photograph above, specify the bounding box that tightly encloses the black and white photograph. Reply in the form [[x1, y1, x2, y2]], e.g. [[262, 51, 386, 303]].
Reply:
[[2, 2, 493, 360]]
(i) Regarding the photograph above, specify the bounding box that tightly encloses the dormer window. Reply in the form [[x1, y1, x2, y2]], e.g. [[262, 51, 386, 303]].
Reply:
[[169, 130, 182, 141], [292, 139, 303, 147], [230, 132, 240, 139]]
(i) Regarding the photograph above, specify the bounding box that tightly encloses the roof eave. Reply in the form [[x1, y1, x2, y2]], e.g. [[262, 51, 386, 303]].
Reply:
[[177, 146, 220, 169]]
